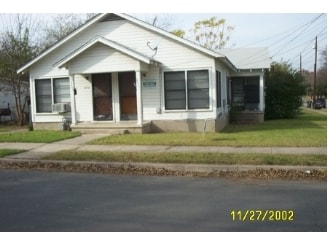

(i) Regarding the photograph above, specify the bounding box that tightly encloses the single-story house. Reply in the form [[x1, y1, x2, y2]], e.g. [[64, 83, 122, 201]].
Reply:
[[18, 13, 270, 133]]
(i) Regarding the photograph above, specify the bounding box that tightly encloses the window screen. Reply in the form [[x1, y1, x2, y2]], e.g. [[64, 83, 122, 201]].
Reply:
[[164, 71, 186, 110], [54, 78, 70, 103], [187, 70, 209, 109], [216, 71, 221, 108], [35, 79, 52, 113]]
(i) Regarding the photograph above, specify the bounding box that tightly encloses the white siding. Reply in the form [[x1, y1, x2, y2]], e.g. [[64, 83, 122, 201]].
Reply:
[[142, 66, 216, 121], [29, 18, 226, 123], [215, 59, 230, 115], [74, 74, 93, 122], [142, 66, 161, 120], [68, 43, 139, 74], [30, 19, 215, 78]]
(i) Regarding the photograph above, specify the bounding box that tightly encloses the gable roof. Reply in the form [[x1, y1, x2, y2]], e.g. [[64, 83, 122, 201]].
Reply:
[[18, 13, 228, 74], [54, 35, 160, 68], [17, 13, 270, 74], [219, 47, 271, 70]]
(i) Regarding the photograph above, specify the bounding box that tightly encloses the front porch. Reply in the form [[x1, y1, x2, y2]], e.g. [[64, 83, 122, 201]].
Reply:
[[229, 75, 265, 125], [230, 111, 264, 125], [71, 121, 152, 134]]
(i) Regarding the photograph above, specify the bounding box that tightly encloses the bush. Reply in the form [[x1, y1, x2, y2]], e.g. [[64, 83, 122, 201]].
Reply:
[[265, 62, 305, 120]]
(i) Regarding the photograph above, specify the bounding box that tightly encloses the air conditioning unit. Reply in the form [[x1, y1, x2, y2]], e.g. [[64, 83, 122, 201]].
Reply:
[[52, 103, 69, 113]]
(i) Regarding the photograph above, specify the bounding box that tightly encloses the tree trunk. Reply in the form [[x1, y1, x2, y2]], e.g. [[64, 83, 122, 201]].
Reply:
[[12, 80, 26, 126]]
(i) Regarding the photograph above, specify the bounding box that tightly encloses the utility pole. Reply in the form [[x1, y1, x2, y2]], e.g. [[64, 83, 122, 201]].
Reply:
[[300, 54, 302, 75], [313, 36, 317, 108]]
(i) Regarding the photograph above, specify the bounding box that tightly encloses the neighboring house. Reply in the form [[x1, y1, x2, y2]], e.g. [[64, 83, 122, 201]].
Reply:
[[0, 80, 29, 123], [18, 13, 270, 133]]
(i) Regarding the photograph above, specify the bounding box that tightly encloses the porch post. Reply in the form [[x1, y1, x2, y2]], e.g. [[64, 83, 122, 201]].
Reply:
[[69, 74, 77, 125], [259, 74, 264, 111], [136, 70, 143, 125]]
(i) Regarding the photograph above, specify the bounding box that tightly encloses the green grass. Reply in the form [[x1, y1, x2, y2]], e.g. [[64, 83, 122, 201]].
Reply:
[[0, 125, 27, 132], [0, 130, 81, 143], [43, 150, 327, 166], [90, 110, 327, 147], [0, 149, 24, 157]]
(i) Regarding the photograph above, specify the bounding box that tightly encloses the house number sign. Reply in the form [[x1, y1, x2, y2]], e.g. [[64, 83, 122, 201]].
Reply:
[[142, 81, 157, 88]]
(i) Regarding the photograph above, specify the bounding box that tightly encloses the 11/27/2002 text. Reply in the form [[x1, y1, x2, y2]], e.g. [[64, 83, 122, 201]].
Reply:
[[230, 210, 294, 221]]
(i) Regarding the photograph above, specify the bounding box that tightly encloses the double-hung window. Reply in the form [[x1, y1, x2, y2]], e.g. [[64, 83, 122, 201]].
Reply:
[[216, 71, 222, 108], [164, 72, 186, 110], [35, 77, 70, 113], [164, 69, 209, 110]]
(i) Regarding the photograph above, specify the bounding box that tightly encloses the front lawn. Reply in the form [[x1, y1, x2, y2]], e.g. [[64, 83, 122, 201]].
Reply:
[[90, 110, 326, 147], [0, 130, 81, 143], [0, 149, 24, 157], [43, 150, 326, 166]]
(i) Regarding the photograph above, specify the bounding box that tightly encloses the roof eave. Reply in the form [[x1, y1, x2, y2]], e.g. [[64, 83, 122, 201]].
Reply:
[[55, 36, 157, 69], [117, 13, 221, 58], [17, 13, 107, 74], [18, 13, 229, 74]]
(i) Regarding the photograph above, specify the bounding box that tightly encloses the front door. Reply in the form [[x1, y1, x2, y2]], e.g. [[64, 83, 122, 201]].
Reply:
[[119, 71, 137, 120], [92, 73, 112, 121]]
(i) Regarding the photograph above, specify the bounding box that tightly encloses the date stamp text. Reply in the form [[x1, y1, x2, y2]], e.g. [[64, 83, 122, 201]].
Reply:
[[230, 210, 294, 221]]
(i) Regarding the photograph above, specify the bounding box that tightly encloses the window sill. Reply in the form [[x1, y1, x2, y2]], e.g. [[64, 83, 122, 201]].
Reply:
[[35, 112, 71, 116], [163, 108, 212, 113]]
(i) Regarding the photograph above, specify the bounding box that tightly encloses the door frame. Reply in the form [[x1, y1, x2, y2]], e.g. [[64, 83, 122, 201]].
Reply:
[[118, 71, 137, 121], [92, 73, 113, 121]]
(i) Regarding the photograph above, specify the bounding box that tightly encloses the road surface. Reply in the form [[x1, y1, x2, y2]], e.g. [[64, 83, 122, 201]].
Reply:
[[0, 170, 326, 232]]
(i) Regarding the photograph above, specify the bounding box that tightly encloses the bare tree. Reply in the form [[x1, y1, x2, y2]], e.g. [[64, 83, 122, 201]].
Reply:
[[40, 13, 97, 49], [0, 14, 37, 125]]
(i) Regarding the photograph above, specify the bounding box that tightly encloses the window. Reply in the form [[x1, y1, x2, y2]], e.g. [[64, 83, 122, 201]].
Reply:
[[35, 77, 70, 113], [54, 78, 70, 103], [226, 76, 231, 105], [245, 77, 259, 103], [216, 71, 221, 108], [164, 70, 209, 110], [35, 79, 52, 113], [187, 70, 209, 109], [164, 72, 186, 110], [230, 76, 260, 110]]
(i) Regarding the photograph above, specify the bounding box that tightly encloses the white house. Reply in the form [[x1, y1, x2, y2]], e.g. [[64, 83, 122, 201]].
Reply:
[[18, 13, 270, 133]]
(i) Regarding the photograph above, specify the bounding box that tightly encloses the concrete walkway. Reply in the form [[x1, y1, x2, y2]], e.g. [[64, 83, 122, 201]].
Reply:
[[1, 133, 326, 160]]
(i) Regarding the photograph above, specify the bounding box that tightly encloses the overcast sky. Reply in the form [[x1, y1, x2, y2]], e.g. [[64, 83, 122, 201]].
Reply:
[[132, 13, 326, 71], [1, 1, 327, 72]]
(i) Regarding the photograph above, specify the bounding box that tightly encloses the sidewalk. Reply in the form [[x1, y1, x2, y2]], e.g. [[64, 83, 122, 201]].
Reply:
[[1, 133, 326, 160]]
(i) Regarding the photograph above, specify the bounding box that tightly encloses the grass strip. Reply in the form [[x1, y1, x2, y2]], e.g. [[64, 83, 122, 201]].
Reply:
[[0, 130, 81, 143], [0, 149, 24, 157], [43, 150, 327, 166]]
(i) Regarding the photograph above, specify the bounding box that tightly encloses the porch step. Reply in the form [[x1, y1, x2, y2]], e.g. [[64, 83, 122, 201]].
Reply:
[[235, 111, 264, 125], [71, 121, 151, 134]]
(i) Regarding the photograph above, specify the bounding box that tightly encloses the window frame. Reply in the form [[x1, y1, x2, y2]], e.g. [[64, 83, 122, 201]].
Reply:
[[216, 70, 222, 108], [34, 77, 70, 114], [163, 69, 211, 111]]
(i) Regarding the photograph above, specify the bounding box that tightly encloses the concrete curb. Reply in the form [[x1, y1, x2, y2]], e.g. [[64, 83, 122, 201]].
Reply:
[[0, 158, 326, 173]]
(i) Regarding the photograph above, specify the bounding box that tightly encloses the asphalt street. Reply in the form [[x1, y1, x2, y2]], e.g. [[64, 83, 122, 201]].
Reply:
[[0, 170, 326, 232]]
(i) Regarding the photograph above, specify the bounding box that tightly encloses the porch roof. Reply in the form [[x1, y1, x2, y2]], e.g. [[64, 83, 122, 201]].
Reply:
[[219, 47, 271, 70], [54, 35, 161, 69]]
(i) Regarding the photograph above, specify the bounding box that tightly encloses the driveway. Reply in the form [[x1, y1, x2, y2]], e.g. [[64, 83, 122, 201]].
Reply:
[[0, 170, 326, 232]]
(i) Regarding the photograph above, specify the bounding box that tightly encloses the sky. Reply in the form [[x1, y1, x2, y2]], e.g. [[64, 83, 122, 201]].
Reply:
[[132, 13, 327, 71], [1, 1, 327, 72]]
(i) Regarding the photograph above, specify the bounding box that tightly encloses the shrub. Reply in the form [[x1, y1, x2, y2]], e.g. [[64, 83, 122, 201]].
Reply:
[[265, 62, 305, 120]]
